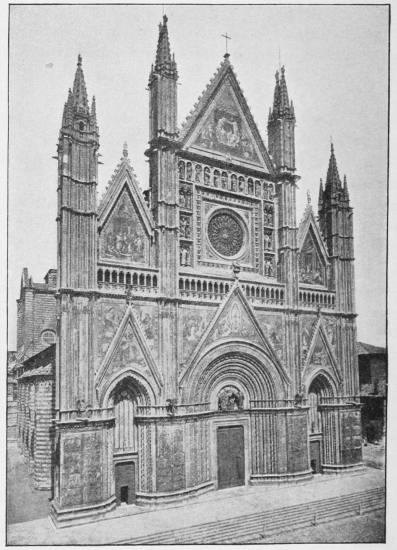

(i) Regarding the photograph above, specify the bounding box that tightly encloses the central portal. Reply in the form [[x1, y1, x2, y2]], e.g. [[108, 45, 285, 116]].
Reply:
[[217, 425, 245, 489]]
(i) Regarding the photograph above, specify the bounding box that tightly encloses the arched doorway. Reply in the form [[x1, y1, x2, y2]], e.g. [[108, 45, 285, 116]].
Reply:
[[107, 376, 150, 505], [307, 374, 333, 474]]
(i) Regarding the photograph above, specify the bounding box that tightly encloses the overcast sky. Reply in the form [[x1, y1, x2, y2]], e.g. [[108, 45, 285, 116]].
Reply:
[[8, 3, 388, 348]]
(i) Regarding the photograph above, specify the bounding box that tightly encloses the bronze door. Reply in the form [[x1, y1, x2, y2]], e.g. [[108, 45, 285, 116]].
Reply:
[[309, 440, 322, 473], [115, 461, 135, 505], [217, 425, 245, 489]]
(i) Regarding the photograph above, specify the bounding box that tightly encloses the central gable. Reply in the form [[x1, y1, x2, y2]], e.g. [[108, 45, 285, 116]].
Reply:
[[180, 59, 274, 174]]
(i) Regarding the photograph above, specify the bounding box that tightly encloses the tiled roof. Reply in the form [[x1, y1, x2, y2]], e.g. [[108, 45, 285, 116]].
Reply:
[[357, 341, 386, 355]]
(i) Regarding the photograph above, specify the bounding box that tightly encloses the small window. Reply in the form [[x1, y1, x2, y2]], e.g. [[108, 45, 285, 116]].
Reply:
[[41, 330, 56, 346]]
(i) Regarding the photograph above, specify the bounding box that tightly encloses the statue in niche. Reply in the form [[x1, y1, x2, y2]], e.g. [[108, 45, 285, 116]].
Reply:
[[255, 181, 261, 196], [264, 258, 274, 277], [264, 232, 272, 250], [238, 176, 245, 192], [218, 386, 244, 411], [195, 164, 202, 183], [204, 167, 211, 185], [213, 171, 219, 187], [231, 174, 237, 191], [180, 245, 192, 266], [180, 215, 191, 238], [178, 161, 185, 180], [179, 189, 186, 208], [186, 163, 193, 181], [248, 180, 254, 194], [221, 172, 228, 188]]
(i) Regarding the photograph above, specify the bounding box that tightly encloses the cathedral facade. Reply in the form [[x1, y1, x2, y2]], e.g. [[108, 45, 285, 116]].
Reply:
[[15, 16, 362, 527]]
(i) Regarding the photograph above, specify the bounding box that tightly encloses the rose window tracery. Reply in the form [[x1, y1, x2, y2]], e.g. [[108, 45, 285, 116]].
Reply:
[[208, 212, 244, 257]]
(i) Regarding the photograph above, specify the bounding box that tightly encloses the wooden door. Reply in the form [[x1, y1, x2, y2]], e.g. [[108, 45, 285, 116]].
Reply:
[[217, 426, 245, 489], [115, 461, 135, 505], [309, 440, 322, 474]]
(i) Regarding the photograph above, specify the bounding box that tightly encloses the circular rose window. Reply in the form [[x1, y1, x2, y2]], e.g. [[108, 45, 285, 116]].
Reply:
[[208, 211, 244, 257]]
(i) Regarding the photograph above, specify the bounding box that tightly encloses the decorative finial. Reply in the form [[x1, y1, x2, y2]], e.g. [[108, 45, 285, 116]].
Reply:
[[281, 65, 285, 76], [122, 141, 128, 158], [77, 54, 82, 66], [163, 14, 168, 25], [307, 190, 311, 204], [330, 140, 334, 154], [275, 70, 279, 83], [221, 32, 231, 55]]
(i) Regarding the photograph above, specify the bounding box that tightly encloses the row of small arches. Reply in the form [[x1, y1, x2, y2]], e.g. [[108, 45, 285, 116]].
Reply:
[[178, 160, 274, 199], [178, 278, 284, 303], [242, 284, 284, 302], [98, 269, 158, 288], [299, 291, 335, 307], [179, 278, 230, 294]]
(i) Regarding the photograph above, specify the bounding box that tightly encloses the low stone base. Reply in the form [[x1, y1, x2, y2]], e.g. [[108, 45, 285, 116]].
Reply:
[[136, 481, 215, 506], [249, 470, 313, 485], [49, 496, 117, 528], [322, 462, 364, 474]]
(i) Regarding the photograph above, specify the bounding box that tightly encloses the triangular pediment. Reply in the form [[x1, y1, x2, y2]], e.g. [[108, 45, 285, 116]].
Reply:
[[303, 319, 341, 388], [95, 305, 163, 395], [179, 284, 289, 385], [298, 205, 329, 286], [180, 60, 274, 174], [98, 156, 153, 236]]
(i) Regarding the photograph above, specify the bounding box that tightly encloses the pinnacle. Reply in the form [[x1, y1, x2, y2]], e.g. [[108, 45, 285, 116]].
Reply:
[[153, 13, 177, 77], [72, 54, 89, 114], [269, 65, 294, 122], [325, 142, 342, 192]]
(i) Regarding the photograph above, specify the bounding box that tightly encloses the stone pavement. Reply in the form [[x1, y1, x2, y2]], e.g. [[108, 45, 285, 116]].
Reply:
[[259, 510, 385, 543], [7, 465, 385, 545], [7, 441, 51, 525]]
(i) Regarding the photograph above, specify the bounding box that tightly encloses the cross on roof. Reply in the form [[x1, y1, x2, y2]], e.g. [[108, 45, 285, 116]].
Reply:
[[222, 33, 232, 55]]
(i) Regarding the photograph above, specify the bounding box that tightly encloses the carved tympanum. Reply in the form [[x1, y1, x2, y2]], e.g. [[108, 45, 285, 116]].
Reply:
[[218, 386, 244, 411]]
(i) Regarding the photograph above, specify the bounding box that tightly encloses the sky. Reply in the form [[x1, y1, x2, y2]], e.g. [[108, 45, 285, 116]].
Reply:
[[8, 3, 389, 349]]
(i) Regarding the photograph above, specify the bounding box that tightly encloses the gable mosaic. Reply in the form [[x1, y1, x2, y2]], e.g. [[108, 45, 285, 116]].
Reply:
[[100, 188, 146, 264], [193, 81, 260, 164], [299, 228, 326, 285]]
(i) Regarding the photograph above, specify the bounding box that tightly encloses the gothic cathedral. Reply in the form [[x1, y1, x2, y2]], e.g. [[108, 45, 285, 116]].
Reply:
[[16, 16, 362, 526]]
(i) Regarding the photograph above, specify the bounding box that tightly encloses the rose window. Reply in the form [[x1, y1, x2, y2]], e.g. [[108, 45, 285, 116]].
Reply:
[[208, 212, 244, 257]]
